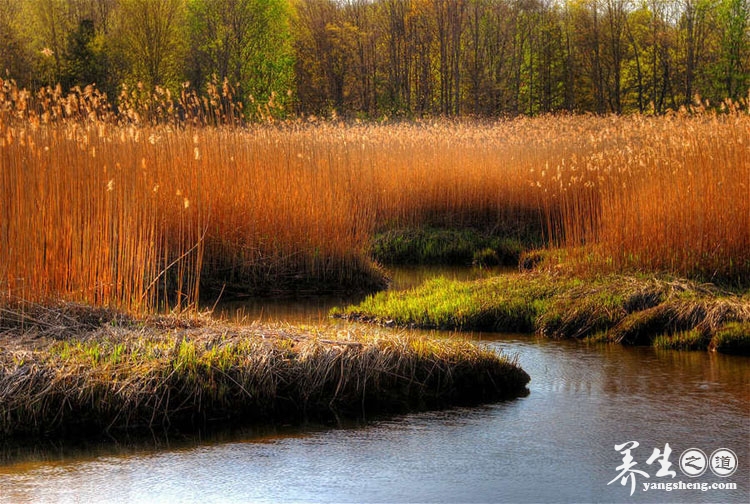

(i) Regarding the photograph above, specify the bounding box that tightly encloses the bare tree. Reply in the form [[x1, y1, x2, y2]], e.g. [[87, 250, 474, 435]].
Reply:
[[116, 0, 185, 88]]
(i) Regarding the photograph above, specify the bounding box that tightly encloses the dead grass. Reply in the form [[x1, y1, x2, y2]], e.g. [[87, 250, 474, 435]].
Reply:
[[0, 303, 529, 437], [592, 110, 750, 285]]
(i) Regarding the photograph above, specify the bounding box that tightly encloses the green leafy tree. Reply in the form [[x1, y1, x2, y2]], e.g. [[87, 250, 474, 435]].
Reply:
[[0, 0, 33, 83], [715, 0, 749, 100], [187, 0, 295, 117], [22, 0, 72, 86], [63, 18, 109, 90]]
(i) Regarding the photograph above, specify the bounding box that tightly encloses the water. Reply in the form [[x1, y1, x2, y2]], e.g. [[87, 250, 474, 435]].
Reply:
[[1, 269, 748, 503]]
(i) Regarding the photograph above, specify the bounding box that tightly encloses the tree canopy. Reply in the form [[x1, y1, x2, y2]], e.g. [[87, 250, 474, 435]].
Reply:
[[1, 0, 747, 118]]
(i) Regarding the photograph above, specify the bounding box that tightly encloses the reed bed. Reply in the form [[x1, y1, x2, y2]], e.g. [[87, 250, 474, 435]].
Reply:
[[1, 79, 748, 313], [0, 303, 529, 437]]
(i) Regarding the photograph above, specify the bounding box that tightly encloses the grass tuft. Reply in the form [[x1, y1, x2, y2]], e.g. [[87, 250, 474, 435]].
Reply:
[[371, 228, 533, 266], [711, 322, 750, 355], [653, 330, 709, 351]]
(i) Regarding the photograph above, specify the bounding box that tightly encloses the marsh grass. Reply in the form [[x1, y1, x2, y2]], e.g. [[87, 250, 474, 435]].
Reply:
[[0, 304, 529, 437], [653, 330, 708, 351], [1, 78, 748, 313], [336, 273, 750, 354], [333, 274, 572, 332]]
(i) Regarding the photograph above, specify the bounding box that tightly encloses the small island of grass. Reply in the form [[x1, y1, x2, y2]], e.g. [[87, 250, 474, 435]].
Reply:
[[0, 303, 529, 438]]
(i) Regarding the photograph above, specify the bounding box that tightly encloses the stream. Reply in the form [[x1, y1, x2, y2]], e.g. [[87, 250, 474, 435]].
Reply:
[[1, 267, 747, 503]]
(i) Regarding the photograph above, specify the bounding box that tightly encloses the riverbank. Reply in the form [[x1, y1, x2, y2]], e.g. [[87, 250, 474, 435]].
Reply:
[[333, 272, 750, 355], [4, 316, 747, 504], [0, 303, 529, 438]]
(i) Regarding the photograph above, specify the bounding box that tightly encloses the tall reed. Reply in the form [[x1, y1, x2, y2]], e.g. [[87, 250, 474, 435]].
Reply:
[[594, 111, 750, 283], [0, 121, 205, 311], [1, 78, 748, 313]]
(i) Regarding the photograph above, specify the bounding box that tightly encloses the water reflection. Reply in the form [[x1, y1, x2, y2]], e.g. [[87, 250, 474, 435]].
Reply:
[[0, 423, 331, 468]]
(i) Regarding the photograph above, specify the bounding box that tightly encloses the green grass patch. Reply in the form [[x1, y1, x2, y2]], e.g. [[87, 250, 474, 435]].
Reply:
[[335, 273, 750, 354], [334, 274, 577, 332], [370, 227, 531, 266], [653, 330, 709, 351], [711, 322, 750, 355]]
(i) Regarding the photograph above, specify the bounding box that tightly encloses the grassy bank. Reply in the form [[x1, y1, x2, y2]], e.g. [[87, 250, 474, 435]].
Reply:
[[0, 303, 529, 438], [333, 273, 750, 355]]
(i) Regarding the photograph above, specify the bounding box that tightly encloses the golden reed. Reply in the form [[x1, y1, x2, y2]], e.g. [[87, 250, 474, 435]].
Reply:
[[1, 79, 748, 311]]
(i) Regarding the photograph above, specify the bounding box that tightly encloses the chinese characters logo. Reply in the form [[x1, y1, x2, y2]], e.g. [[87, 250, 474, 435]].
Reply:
[[608, 442, 739, 496]]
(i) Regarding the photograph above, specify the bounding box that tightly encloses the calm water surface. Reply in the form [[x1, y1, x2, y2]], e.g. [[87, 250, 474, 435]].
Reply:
[[0, 268, 748, 503]]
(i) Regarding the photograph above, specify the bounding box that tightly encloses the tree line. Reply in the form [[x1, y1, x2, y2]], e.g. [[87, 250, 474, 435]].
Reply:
[[1, 0, 748, 118]]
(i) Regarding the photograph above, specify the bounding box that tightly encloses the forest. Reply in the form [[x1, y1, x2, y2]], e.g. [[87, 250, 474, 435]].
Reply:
[[1, 0, 748, 119]]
